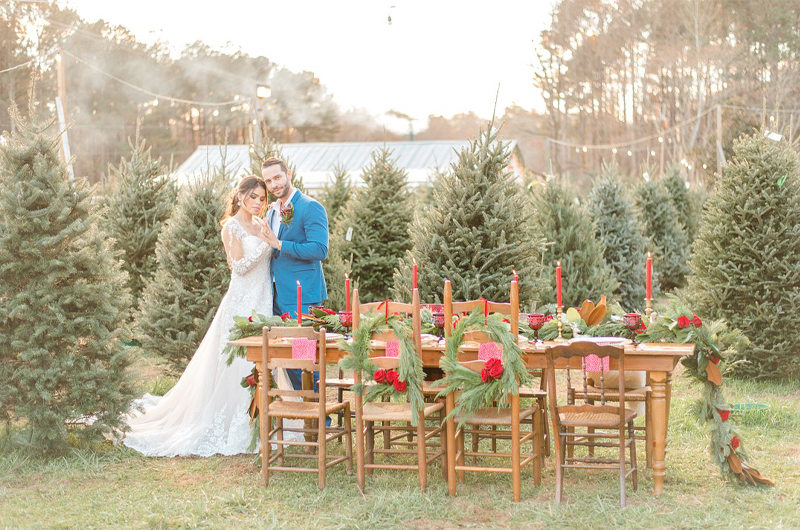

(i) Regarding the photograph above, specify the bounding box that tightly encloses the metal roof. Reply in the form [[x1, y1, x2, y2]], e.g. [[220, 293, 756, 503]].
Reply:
[[175, 140, 520, 190]]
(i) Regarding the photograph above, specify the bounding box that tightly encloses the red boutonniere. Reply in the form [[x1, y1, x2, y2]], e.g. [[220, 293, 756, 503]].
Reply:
[[280, 202, 294, 225], [481, 358, 504, 383]]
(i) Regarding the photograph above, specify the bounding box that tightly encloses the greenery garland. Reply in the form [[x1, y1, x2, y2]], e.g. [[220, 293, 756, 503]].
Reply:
[[638, 297, 773, 486], [436, 308, 532, 425], [338, 311, 426, 426]]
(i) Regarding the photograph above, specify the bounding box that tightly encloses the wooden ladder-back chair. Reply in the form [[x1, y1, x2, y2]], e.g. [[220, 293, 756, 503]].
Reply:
[[259, 326, 353, 489], [443, 280, 549, 460], [545, 340, 638, 506], [351, 288, 447, 492], [441, 281, 542, 502]]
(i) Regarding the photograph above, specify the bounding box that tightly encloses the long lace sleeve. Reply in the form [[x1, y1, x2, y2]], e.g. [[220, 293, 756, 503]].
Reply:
[[225, 220, 271, 276]]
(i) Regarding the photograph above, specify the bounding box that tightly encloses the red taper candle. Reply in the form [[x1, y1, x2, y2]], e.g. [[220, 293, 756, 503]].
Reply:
[[345, 273, 351, 312], [646, 252, 652, 300], [556, 261, 562, 307], [412, 258, 418, 289]]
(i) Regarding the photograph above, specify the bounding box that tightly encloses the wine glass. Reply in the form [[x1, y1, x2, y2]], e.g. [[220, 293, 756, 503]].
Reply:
[[338, 310, 353, 339], [622, 313, 643, 345], [527, 313, 546, 343]]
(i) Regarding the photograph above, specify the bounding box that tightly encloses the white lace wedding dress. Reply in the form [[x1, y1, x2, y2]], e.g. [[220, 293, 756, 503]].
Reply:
[[124, 218, 282, 457]]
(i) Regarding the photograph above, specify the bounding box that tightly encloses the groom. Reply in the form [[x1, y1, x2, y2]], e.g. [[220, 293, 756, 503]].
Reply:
[[260, 157, 329, 389]]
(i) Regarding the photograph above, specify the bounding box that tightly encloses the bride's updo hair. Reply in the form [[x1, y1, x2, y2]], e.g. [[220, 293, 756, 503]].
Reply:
[[220, 175, 267, 226]]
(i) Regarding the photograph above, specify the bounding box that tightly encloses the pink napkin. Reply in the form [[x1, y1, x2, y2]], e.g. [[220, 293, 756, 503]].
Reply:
[[584, 354, 610, 372], [291, 338, 317, 360], [385, 340, 401, 358], [478, 342, 503, 360]]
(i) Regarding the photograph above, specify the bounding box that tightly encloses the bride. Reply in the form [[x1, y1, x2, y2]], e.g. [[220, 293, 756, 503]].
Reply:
[[124, 175, 284, 457]]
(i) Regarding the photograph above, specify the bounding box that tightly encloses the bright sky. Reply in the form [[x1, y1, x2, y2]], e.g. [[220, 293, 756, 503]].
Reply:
[[61, 0, 554, 132]]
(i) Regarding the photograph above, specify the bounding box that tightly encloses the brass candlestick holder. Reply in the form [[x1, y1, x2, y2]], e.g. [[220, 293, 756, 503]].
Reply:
[[555, 305, 567, 342], [645, 298, 653, 320]]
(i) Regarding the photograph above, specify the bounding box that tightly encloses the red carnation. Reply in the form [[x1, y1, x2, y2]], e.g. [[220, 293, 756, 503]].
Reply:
[[385, 370, 399, 384], [677, 315, 691, 328], [481, 367, 490, 383], [544, 315, 554, 322], [485, 358, 504, 379], [692, 314, 703, 328], [280, 312, 291, 322], [393, 379, 407, 392], [718, 409, 730, 421], [248, 316, 254, 322], [731, 436, 740, 450], [322, 307, 336, 315], [245, 374, 256, 387], [374, 369, 387, 384], [502, 318, 510, 324], [710, 356, 721, 365]]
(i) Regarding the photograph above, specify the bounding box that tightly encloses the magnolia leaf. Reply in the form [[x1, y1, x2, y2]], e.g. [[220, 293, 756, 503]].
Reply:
[[706, 362, 723, 386], [579, 300, 594, 319], [566, 307, 582, 323], [727, 452, 743, 474]]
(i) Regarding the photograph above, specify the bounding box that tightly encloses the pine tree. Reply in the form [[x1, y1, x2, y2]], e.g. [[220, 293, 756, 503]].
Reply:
[[533, 178, 619, 308], [0, 104, 134, 452], [319, 163, 352, 230], [588, 163, 648, 311], [663, 167, 700, 243], [135, 163, 232, 372], [104, 132, 176, 307], [331, 147, 412, 303], [248, 136, 306, 195], [635, 179, 690, 291], [688, 133, 800, 379], [392, 128, 545, 307]]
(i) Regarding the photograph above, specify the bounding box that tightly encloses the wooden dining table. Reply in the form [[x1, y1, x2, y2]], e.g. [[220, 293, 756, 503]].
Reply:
[[228, 334, 693, 495]]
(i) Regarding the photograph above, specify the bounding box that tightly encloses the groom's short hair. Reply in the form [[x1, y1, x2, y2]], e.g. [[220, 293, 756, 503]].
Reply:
[[261, 157, 289, 176]]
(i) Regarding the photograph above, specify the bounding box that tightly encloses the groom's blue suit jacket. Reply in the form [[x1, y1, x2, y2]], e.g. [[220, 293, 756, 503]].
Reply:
[[270, 191, 329, 313]]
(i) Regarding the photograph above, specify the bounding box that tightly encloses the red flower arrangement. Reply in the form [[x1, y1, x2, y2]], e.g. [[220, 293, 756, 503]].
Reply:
[[481, 358, 504, 383], [374, 369, 407, 392]]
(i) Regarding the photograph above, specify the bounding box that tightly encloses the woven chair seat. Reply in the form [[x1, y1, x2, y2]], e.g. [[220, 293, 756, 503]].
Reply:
[[518, 384, 547, 399], [455, 406, 536, 426], [361, 401, 443, 422], [267, 400, 349, 419], [577, 385, 650, 402], [558, 407, 637, 428]]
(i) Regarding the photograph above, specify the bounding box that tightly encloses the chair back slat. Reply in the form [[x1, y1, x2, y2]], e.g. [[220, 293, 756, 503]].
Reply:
[[443, 279, 520, 338], [371, 357, 401, 370]]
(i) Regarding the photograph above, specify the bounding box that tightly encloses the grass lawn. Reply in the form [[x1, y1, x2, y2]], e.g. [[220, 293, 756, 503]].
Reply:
[[1, 359, 799, 530]]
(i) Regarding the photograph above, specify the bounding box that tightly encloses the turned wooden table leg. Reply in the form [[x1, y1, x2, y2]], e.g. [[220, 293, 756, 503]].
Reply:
[[446, 393, 457, 497], [650, 370, 668, 495]]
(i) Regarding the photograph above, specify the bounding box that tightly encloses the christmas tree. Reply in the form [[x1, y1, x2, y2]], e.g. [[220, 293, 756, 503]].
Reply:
[[104, 132, 176, 307], [0, 103, 134, 452], [688, 133, 800, 379], [533, 178, 619, 308], [392, 127, 544, 306], [588, 163, 648, 311], [319, 163, 352, 230], [331, 147, 412, 302], [135, 163, 232, 372], [635, 179, 690, 291], [663, 167, 701, 243]]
